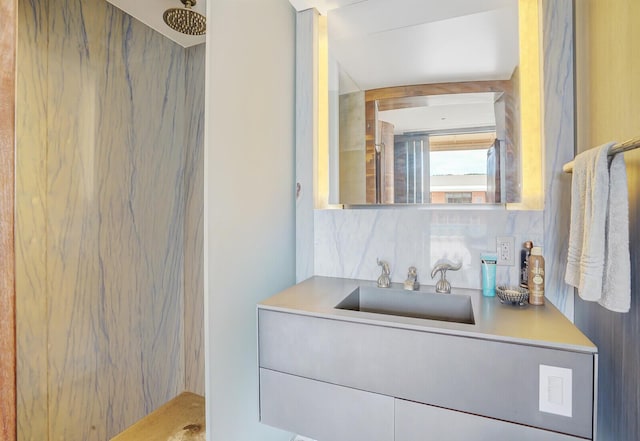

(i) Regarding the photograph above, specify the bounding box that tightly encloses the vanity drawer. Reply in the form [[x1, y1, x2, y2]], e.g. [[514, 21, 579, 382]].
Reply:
[[395, 399, 587, 441], [259, 368, 394, 441], [258, 309, 595, 438]]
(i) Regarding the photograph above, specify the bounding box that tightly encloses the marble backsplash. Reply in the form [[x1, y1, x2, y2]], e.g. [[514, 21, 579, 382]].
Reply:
[[314, 208, 543, 292]]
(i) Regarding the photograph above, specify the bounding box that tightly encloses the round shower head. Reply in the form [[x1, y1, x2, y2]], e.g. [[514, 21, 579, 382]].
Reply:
[[163, 0, 206, 36]]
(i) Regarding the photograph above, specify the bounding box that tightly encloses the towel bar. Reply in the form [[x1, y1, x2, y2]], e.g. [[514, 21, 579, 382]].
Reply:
[[562, 136, 640, 173]]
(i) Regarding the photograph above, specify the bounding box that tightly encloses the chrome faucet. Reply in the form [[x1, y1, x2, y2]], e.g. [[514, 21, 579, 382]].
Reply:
[[430, 260, 462, 294], [376, 258, 391, 288], [404, 266, 419, 291]]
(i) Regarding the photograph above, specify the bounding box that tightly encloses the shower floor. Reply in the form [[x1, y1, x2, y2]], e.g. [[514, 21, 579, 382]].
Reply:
[[110, 391, 205, 441]]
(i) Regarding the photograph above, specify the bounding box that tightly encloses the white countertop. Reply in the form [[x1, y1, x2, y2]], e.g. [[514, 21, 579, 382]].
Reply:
[[258, 276, 597, 353]]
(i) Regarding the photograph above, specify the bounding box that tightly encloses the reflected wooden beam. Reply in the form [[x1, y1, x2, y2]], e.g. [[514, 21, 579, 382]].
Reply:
[[366, 80, 513, 105], [429, 132, 497, 152]]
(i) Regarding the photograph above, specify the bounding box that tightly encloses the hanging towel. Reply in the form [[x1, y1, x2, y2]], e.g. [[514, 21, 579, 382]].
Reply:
[[565, 142, 631, 312], [599, 152, 631, 312]]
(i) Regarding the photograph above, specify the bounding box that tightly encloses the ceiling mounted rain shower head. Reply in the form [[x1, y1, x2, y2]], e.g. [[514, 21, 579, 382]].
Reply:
[[163, 0, 206, 36]]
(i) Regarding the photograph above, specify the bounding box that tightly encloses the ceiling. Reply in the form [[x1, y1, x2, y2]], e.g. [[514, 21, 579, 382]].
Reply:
[[378, 92, 499, 135], [291, 0, 519, 92], [106, 0, 206, 48], [291, 0, 518, 137], [289, 0, 362, 15]]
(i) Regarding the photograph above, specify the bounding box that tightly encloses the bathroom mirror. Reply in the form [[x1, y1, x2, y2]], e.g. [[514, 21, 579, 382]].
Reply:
[[325, 0, 537, 206]]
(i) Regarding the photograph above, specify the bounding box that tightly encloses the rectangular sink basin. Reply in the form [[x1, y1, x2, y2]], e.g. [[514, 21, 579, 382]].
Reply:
[[335, 286, 475, 324]]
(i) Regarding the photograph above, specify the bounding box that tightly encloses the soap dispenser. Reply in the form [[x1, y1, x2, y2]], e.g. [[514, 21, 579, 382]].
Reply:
[[527, 247, 545, 305]]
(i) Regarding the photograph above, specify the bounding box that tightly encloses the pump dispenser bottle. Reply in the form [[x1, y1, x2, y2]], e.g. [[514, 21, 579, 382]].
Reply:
[[528, 247, 545, 305]]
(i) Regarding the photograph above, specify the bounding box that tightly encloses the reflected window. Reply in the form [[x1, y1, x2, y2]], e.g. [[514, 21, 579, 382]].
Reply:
[[389, 131, 498, 204]]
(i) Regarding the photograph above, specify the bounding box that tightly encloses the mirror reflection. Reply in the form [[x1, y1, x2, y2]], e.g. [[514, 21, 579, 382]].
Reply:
[[328, 0, 521, 206]]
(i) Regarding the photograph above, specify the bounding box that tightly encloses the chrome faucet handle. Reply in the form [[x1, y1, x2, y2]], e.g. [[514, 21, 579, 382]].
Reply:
[[377, 258, 390, 275], [376, 259, 391, 288], [430, 260, 461, 294], [430, 261, 462, 279]]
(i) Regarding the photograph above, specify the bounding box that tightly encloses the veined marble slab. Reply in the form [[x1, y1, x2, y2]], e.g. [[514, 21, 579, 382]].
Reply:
[[314, 208, 543, 292], [541, 0, 575, 319], [16, 0, 205, 438], [184, 44, 206, 395]]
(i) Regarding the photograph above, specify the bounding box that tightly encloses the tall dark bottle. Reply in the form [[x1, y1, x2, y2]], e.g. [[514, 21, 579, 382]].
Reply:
[[520, 241, 533, 288]]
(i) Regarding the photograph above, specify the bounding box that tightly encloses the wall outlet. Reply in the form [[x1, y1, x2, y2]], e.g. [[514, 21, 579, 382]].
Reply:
[[496, 236, 515, 266]]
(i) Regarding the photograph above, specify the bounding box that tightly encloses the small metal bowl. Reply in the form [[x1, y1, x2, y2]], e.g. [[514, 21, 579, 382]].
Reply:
[[496, 285, 529, 305]]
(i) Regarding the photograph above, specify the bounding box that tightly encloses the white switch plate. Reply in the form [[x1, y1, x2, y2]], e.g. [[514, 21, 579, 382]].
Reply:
[[539, 365, 573, 417], [496, 236, 515, 266]]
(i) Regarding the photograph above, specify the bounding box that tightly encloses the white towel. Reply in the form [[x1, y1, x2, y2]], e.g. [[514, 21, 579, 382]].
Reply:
[[565, 142, 631, 312], [599, 152, 631, 312]]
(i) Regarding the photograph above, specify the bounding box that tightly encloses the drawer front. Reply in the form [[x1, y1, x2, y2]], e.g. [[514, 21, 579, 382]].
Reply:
[[259, 368, 394, 441], [258, 309, 594, 438], [395, 399, 588, 441]]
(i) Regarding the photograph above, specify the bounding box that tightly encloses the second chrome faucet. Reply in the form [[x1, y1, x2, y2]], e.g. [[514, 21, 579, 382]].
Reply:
[[404, 266, 419, 291]]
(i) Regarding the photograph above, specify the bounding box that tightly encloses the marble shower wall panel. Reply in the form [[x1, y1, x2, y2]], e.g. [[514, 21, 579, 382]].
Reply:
[[17, 0, 191, 438], [46, 1, 187, 438], [16, 0, 50, 439], [314, 209, 543, 291], [184, 44, 205, 395]]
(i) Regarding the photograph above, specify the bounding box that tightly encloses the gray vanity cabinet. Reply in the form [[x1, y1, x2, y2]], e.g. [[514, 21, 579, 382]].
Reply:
[[258, 275, 598, 441], [260, 368, 394, 441], [395, 399, 587, 441], [259, 371, 589, 441]]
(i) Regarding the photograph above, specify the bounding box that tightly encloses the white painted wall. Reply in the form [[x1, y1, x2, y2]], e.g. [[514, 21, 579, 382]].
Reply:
[[204, 0, 296, 440]]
